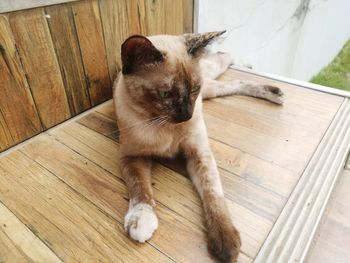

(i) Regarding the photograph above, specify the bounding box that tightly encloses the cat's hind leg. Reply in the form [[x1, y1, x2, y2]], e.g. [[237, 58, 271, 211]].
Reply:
[[200, 52, 233, 80], [201, 79, 284, 104], [120, 156, 158, 243]]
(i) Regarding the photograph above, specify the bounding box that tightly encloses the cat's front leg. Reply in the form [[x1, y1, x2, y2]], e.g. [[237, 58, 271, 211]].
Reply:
[[120, 155, 158, 243], [182, 136, 241, 263], [201, 79, 284, 104]]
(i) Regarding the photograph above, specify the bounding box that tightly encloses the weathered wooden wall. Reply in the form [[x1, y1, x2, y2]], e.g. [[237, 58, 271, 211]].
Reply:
[[0, 0, 193, 152]]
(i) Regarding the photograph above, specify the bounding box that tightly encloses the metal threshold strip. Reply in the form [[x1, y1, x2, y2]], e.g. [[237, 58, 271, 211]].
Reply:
[[253, 97, 350, 263]]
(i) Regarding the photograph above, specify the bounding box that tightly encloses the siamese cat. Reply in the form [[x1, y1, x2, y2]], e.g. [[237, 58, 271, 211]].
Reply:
[[114, 31, 283, 262]]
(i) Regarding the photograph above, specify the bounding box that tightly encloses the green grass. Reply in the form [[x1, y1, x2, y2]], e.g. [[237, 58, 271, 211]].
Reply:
[[310, 39, 350, 92]]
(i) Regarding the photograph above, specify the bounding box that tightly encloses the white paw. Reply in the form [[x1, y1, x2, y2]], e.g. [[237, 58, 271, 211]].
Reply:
[[124, 203, 158, 243], [262, 85, 284, 105]]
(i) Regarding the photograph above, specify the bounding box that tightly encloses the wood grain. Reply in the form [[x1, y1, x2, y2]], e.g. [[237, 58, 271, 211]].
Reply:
[[144, 0, 190, 35], [0, 0, 79, 13], [99, 0, 129, 81], [72, 0, 112, 106], [0, 202, 61, 262], [45, 4, 91, 115], [164, 0, 183, 35], [182, 0, 193, 33], [45, 120, 272, 258], [144, 0, 165, 35], [126, 0, 147, 35], [20, 133, 221, 262], [204, 70, 343, 174], [9, 8, 71, 129], [0, 150, 172, 262], [0, 15, 42, 146], [0, 111, 13, 151]]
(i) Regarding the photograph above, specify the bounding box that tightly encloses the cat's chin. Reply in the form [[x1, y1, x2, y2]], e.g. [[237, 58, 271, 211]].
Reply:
[[170, 116, 193, 124]]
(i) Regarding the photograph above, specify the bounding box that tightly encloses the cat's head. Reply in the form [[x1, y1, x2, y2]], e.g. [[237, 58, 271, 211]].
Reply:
[[120, 31, 225, 123]]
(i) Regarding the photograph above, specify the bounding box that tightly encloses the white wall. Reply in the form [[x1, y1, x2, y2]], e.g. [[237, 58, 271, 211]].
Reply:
[[198, 0, 350, 81]]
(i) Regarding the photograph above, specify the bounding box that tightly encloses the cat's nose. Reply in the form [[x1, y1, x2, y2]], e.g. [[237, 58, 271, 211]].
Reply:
[[175, 103, 192, 122]]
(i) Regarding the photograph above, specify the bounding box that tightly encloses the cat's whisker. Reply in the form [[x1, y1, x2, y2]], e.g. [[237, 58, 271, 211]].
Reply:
[[119, 116, 168, 137], [116, 116, 161, 134]]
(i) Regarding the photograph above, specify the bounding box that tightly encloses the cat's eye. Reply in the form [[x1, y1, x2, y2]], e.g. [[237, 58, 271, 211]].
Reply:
[[159, 91, 170, 98], [191, 85, 201, 93]]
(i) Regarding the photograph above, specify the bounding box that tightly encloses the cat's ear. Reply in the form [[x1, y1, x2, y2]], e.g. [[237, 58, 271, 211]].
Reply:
[[121, 35, 164, 74], [183, 31, 226, 57]]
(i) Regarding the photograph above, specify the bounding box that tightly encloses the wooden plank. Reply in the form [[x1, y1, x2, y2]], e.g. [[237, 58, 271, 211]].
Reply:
[[182, 0, 193, 33], [20, 133, 219, 262], [0, 202, 61, 262], [0, 15, 42, 146], [95, 100, 116, 119], [45, 4, 91, 115], [46, 121, 273, 258], [0, 150, 172, 262], [9, 8, 71, 129], [72, 0, 112, 106], [164, 0, 183, 34], [210, 140, 296, 198], [78, 111, 119, 140], [144, 0, 165, 35], [0, 111, 13, 151], [144, 0, 188, 35], [99, 0, 129, 81], [126, 0, 147, 35], [0, 0, 79, 13]]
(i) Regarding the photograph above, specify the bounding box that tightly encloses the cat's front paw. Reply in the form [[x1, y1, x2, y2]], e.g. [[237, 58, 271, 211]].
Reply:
[[207, 220, 241, 263], [124, 203, 158, 243], [263, 85, 284, 105]]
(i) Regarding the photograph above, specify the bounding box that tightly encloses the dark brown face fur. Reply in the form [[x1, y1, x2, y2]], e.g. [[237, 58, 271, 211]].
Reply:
[[126, 63, 201, 123], [121, 35, 204, 123]]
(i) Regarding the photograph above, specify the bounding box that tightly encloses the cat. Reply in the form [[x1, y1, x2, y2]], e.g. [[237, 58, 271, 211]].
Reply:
[[113, 31, 283, 263]]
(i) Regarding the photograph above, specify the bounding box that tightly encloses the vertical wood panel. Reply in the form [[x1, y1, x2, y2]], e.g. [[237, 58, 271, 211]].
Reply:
[[45, 4, 91, 115], [99, 0, 130, 81], [144, 0, 190, 36], [0, 15, 42, 145], [0, 0, 193, 152], [144, 0, 165, 35], [0, 112, 13, 151], [126, 0, 147, 35], [182, 0, 193, 33], [9, 8, 71, 129], [164, 0, 183, 34], [72, 0, 112, 106]]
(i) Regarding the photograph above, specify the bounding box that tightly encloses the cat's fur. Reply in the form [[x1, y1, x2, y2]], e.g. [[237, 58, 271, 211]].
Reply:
[[113, 31, 283, 263]]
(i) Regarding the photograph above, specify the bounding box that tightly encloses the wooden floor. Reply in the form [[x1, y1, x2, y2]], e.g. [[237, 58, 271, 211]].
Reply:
[[307, 169, 350, 263], [0, 69, 345, 262]]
